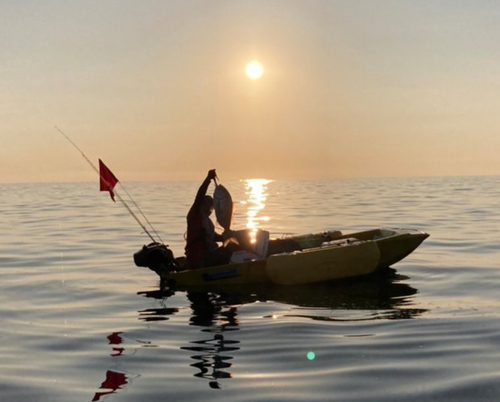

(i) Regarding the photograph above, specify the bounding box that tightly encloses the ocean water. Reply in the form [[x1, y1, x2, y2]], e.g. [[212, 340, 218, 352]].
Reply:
[[1, 176, 500, 401]]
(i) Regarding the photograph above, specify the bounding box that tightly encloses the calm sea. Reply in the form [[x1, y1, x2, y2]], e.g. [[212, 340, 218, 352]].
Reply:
[[1, 177, 500, 402]]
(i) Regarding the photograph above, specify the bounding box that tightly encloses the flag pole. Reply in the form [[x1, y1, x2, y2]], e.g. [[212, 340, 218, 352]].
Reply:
[[56, 126, 158, 244], [55, 126, 100, 177]]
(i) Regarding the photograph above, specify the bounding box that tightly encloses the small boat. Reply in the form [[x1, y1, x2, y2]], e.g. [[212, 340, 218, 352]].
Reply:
[[134, 228, 429, 287]]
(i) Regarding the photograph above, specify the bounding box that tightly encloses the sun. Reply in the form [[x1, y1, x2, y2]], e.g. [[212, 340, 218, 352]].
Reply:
[[245, 61, 263, 80]]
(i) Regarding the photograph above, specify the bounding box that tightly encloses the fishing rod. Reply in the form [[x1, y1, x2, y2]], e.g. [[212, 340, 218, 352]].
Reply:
[[118, 182, 164, 244], [55, 126, 159, 244]]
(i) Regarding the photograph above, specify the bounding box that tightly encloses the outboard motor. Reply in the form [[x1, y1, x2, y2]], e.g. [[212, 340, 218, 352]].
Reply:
[[134, 243, 178, 277]]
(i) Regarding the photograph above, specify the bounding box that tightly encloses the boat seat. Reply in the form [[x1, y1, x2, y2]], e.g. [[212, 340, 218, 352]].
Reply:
[[230, 229, 270, 263], [321, 237, 359, 247], [254, 229, 270, 258]]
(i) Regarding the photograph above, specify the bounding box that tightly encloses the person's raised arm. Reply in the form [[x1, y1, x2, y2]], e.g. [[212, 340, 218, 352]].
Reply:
[[192, 169, 217, 208]]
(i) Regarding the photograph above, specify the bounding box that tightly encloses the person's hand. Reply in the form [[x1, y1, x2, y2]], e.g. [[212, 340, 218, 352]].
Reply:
[[222, 229, 238, 247], [207, 169, 217, 181], [222, 229, 235, 241]]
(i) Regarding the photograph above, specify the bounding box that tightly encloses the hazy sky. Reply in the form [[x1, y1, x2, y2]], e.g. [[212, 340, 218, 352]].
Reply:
[[2, 0, 500, 183]]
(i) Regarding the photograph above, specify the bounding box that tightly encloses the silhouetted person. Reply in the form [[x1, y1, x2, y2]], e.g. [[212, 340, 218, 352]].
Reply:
[[185, 169, 232, 268]]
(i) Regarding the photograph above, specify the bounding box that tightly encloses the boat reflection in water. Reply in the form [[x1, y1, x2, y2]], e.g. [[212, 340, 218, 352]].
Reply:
[[136, 289, 241, 389], [138, 267, 427, 388], [183, 292, 240, 389]]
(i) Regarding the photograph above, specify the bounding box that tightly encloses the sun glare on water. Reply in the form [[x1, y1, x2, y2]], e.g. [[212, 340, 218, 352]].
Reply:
[[243, 179, 272, 243], [245, 61, 263, 80]]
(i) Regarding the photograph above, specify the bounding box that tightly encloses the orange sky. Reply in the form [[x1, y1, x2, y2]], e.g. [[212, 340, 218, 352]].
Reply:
[[2, 1, 500, 183]]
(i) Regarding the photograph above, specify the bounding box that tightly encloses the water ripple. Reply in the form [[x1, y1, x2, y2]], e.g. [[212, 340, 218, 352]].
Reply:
[[2, 178, 500, 401]]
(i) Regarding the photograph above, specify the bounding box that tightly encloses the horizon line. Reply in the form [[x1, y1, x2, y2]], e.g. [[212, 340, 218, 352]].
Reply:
[[1, 173, 499, 186]]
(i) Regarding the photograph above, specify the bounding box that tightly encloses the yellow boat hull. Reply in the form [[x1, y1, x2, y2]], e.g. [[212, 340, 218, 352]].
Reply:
[[164, 228, 428, 287]]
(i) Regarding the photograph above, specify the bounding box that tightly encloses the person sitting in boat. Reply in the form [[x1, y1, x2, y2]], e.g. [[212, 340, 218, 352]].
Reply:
[[185, 169, 233, 269]]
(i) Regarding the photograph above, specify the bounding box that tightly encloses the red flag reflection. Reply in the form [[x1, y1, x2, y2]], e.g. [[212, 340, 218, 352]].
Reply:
[[91, 370, 128, 401]]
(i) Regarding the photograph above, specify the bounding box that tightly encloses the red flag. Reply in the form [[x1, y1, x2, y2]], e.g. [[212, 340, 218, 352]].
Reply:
[[99, 159, 119, 202]]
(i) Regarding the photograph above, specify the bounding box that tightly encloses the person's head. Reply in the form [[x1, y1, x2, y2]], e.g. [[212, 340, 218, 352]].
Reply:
[[202, 195, 214, 216]]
